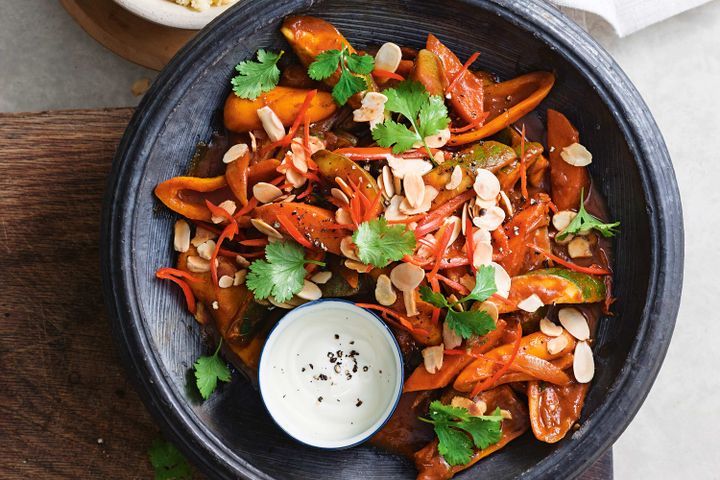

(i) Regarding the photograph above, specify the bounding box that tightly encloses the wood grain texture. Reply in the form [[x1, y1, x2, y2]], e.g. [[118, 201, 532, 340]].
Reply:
[[0, 109, 610, 479]]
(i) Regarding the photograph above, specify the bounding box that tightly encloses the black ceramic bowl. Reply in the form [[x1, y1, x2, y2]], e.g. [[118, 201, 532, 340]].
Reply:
[[102, 1, 683, 478]]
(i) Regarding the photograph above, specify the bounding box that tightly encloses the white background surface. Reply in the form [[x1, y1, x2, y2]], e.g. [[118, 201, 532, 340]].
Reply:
[[1, 1, 718, 478]]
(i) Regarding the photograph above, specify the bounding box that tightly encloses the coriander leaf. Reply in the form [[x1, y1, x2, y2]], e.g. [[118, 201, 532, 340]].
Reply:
[[194, 342, 231, 400], [246, 241, 324, 303], [371, 119, 420, 154], [445, 309, 496, 339], [308, 49, 341, 80], [352, 218, 416, 267], [461, 408, 504, 449], [417, 95, 450, 137], [557, 189, 620, 240], [419, 285, 451, 309], [460, 265, 497, 303], [384, 80, 429, 120], [231, 49, 283, 100], [148, 438, 192, 480], [436, 424, 474, 466], [332, 71, 367, 106], [346, 52, 375, 74]]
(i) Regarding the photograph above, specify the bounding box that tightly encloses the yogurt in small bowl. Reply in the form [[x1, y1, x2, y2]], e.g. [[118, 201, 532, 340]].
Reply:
[[258, 299, 403, 449]]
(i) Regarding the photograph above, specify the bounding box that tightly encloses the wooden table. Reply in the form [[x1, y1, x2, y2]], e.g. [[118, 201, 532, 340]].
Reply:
[[0, 109, 613, 479]]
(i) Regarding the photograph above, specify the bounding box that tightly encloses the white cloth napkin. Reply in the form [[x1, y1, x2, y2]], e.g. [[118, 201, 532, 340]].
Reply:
[[550, 0, 713, 36]]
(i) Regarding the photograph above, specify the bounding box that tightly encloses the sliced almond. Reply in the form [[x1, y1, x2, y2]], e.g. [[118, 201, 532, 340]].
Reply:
[[473, 206, 505, 231], [218, 275, 234, 289], [390, 263, 426, 292], [539, 318, 564, 337], [422, 344, 444, 374], [443, 320, 463, 350], [386, 156, 433, 179], [211, 200, 236, 224], [289, 140, 309, 173], [558, 307, 590, 341], [403, 172, 426, 208], [473, 169, 501, 201], [297, 280, 322, 301], [340, 236, 360, 261], [547, 335, 569, 355], [434, 151, 446, 164], [196, 240, 216, 260], [399, 185, 439, 215], [353, 91, 388, 125], [344, 259, 374, 273], [331, 187, 350, 205], [555, 232, 575, 245], [375, 274, 397, 306], [285, 165, 307, 188], [235, 255, 250, 268], [472, 228, 492, 245], [573, 341, 595, 383], [472, 240, 493, 268], [222, 143, 249, 164], [445, 165, 463, 190], [280, 194, 296, 203], [233, 269, 247, 286], [253, 182, 283, 204], [310, 271, 332, 284], [335, 176, 353, 198], [499, 191, 514, 217], [461, 203, 469, 235], [382, 165, 395, 198], [374, 42, 402, 72], [174, 220, 191, 253], [212, 301, 220, 310], [459, 274, 476, 294], [552, 210, 577, 231], [186, 256, 210, 273], [450, 396, 488, 416], [268, 296, 295, 309], [473, 301, 499, 324], [500, 409, 513, 420], [424, 128, 451, 148], [306, 135, 325, 154], [385, 195, 409, 221], [250, 218, 283, 239], [256, 106, 285, 142], [443, 216, 462, 249], [568, 237, 593, 258], [489, 262, 511, 298], [191, 226, 216, 247], [248, 131, 257, 152], [335, 207, 353, 225], [517, 293, 544, 313], [560, 142, 593, 167]]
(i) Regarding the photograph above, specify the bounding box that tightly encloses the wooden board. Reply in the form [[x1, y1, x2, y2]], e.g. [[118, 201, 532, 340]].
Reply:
[[60, 0, 196, 70], [0, 108, 612, 479]]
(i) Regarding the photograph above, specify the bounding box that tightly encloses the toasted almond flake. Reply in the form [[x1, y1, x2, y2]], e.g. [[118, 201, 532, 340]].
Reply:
[[459, 274, 475, 293], [573, 341, 595, 383], [517, 293, 544, 313], [222, 143, 249, 164], [450, 397, 487, 417], [558, 307, 590, 341], [399, 185, 439, 215], [307, 135, 325, 154], [461, 203, 469, 235], [444, 216, 462, 248], [489, 262, 511, 298], [561, 142, 593, 167], [472, 241, 493, 267], [547, 335, 569, 355], [297, 280, 322, 301], [251, 218, 283, 239], [445, 165, 463, 190], [422, 344, 444, 374], [434, 151, 446, 164], [353, 91, 388, 124], [285, 165, 307, 188], [174, 220, 191, 253], [386, 156, 433, 179], [290, 141, 309, 173], [472, 206, 505, 231], [375, 274, 397, 306], [212, 301, 219, 310], [500, 409, 513, 420], [403, 172, 426, 208], [474, 196, 497, 209], [499, 191, 514, 217], [186, 256, 210, 273], [191, 226, 216, 247], [218, 275, 234, 289], [472, 228, 492, 245], [253, 182, 283, 204], [424, 128, 451, 148], [268, 296, 295, 309], [473, 169, 501, 201], [235, 255, 250, 267], [335, 207, 353, 225], [334, 177, 352, 197], [211, 200, 237, 224], [377, 175, 388, 201], [554, 232, 575, 245], [331, 188, 350, 204], [233, 269, 247, 286], [568, 237, 593, 258], [281, 194, 296, 203], [248, 131, 257, 152], [344, 259, 374, 273], [196, 240, 217, 260], [340, 236, 360, 261], [552, 210, 577, 232], [375, 42, 402, 72], [443, 320, 463, 349], [382, 165, 395, 198], [540, 318, 564, 337], [310, 271, 332, 284], [256, 106, 285, 142], [474, 300, 499, 323], [390, 262, 426, 292], [384, 195, 409, 221]]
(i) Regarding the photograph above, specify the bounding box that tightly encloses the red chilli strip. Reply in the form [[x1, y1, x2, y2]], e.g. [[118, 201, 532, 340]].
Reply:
[[364, 190, 383, 222], [239, 238, 269, 247], [450, 111, 490, 133], [205, 199, 236, 225], [372, 69, 405, 81], [402, 255, 432, 267], [296, 180, 315, 200], [527, 243, 612, 275], [429, 224, 453, 280], [156, 267, 201, 283], [445, 51, 481, 95], [435, 273, 470, 296], [429, 275, 441, 324], [471, 322, 523, 397], [156, 270, 198, 314], [355, 303, 430, 336], [276, 213, 313, 248], [465, 215, 476, 273], [418, 190, 475, 231], [286, 89, 317, 141], [210, 221, 239, 289], [234, 197, 258, 219], [519, 124, 529, 202]]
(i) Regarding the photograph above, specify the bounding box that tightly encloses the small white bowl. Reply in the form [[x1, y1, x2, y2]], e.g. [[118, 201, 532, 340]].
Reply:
[[258, 299, 403, 449], [113, 0, 235, 30]]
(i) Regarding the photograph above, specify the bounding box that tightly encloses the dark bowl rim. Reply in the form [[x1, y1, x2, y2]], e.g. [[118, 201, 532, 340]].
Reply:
[[101, 0, 684, 479]]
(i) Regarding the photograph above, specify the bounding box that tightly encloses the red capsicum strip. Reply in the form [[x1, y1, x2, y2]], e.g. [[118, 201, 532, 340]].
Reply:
[[471, 322, 523, 397], [465, 215, 476, 273], [355, 303, 430, 337], [372, 69, 405, 81], [527, 243, 612, 275], [156, 268, 201, 314], [444, 51, 480, 95], [276, 212, 313, 248]]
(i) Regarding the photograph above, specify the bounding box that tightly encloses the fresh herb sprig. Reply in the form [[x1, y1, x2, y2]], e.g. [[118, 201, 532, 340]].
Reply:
[[352, 218, 416, 267], [231, 49, 283, 100], [246, 241, 325, 303], [372, 80, 450, 158], [194, 340, 231, 400], [308, 47, 375, 105], [419, 400, 504, 466], [148, 438, 192, 480], [557, 188, 620, 240], [420, 265, 497, 339]]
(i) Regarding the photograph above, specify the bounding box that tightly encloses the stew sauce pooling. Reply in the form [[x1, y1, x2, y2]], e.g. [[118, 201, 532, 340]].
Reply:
[[154, 15, 618, 479]]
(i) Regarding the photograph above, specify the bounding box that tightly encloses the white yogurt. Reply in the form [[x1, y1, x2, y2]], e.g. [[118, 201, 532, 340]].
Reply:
[[258, 300, 403, 449]]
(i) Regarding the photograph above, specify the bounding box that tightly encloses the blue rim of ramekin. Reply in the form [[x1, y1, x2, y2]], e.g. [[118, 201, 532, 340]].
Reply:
[[257, 298, 405, 450]]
